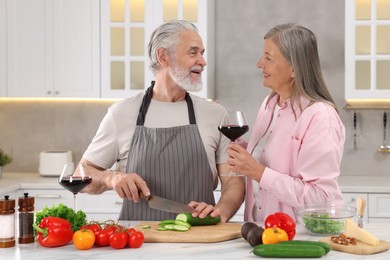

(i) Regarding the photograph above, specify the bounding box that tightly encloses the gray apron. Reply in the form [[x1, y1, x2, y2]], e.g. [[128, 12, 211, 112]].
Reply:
[[119, 82, 215, 220]]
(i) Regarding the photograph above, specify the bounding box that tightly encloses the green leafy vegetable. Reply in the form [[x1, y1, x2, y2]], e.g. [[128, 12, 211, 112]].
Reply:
[[302, 212, 344, 234], [35, 203, 87, 233]]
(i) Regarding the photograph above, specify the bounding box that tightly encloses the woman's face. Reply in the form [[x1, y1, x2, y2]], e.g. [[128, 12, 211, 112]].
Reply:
[[257, 39, 294, 95]]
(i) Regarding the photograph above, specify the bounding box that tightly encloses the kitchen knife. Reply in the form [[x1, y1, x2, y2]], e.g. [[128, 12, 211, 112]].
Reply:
[[144, 194, 195, 214], [356, 197, 366, 228]]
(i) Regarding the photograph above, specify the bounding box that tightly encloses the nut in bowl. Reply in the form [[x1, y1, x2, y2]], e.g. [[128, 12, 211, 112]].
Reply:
[[295, 204, 356, 236]]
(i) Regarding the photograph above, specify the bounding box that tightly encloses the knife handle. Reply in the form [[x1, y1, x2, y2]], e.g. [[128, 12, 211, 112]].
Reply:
[[356, 197, 366, 216]]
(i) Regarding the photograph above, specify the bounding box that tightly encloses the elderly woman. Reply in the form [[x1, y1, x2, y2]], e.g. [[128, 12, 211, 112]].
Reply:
[[228, 23, 345, 223]]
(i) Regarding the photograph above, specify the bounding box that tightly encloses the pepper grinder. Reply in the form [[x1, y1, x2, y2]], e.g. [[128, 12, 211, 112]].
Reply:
[[18, 193, 35, 244], [0, 195, 16, 248]]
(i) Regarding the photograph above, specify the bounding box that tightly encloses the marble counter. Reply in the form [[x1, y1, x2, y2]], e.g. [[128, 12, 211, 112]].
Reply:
[[1, 223, 389, 260]]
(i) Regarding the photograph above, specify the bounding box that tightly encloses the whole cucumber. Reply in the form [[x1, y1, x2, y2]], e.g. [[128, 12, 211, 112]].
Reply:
[[176, 213, 221, 226], [278, 240, 332, 254], [253, 244, 325, 258]]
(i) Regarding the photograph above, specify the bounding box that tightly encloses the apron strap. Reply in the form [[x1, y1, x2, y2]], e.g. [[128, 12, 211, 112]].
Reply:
[[136, 82, 154, 126], [185, 92, 196, 125], [137, 81, 197, 125]]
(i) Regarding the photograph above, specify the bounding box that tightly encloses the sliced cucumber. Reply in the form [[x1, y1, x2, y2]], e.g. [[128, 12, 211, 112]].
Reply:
[[161, 224, 189, 232], [141, 225, 151, 229]]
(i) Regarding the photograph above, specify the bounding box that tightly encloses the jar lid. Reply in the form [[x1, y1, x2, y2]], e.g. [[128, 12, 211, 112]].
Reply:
[[0, 195, 16, 214], [18, 193, 34, 211]]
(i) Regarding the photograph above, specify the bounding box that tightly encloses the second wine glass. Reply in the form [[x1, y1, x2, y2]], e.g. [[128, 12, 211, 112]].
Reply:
[[58, 162, 92, 210], [218, 111, 249, 176]]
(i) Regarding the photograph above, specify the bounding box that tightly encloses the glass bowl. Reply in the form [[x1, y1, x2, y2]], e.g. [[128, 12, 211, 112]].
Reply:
[[295, 204, 357, 236]]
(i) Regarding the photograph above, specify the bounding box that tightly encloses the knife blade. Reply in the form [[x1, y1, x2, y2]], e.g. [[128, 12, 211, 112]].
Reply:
[[144, 194, 195, 214], [356, 197, 366, 228]]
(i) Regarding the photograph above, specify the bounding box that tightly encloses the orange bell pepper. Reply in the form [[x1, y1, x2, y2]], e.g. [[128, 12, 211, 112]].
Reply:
[[262, 227, 288, 244]]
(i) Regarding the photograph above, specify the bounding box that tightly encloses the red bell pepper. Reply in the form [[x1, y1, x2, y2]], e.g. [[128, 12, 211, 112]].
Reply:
[[33, 216, 74, 247], [264, 212, 296, 240]]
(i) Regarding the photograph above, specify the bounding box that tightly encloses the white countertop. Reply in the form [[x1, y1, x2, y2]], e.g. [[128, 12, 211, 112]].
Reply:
[[1, 173, 390, 259], [1, 172, 390, 194], [0, 223, 389, 259]]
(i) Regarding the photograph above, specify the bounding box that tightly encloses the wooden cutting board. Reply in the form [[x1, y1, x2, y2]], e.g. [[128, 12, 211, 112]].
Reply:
[[320, 236, 390, 255], [134, 222, 242, 243]]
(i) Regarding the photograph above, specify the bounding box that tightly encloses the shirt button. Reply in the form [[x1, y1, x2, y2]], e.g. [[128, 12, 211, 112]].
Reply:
[[269, 131, 272, 134], [277, 114, 280, 117], [259, 206, 261, 210]]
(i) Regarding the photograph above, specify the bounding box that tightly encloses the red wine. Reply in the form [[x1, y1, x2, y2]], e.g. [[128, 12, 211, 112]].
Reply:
[[218, 125, 249, 141], [59, 176, 92, 194]]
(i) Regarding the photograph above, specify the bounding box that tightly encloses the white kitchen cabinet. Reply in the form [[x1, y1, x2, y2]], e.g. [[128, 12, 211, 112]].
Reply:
[[0, 0, 6, 96], [21, 189, 74, 212], [3, 0, 100, 98], [78, 191, 123, 222], [100, 0, 215, 99], [345, 0, 390, 101], [368, 193, 390, 223]]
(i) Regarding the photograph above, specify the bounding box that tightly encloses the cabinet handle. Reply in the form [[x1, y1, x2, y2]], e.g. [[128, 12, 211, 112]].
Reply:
[[54, 91, 59, 95], [47, 91, 52, 95], [35, 194, 62, 199], [114, 201, 123, 205]]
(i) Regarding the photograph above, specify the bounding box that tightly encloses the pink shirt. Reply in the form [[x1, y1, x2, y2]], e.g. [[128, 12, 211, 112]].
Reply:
[[244, 94, 345, 223]]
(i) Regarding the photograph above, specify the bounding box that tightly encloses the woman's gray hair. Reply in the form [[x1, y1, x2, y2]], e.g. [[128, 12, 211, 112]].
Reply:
[[147, 20, 198, 74], [265, 23, 338, 114]]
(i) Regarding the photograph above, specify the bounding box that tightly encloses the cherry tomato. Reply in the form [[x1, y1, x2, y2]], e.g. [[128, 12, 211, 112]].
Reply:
[[109, 231, 129, 249], [80, 223, 102, 235], [95, 228, 112, 247], [73, 229, 95, 250], [126, 228, 136, 236], [128, 231, 144, 248]]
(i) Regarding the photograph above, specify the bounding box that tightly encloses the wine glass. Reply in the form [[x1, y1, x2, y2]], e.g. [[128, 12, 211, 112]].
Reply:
[[218, 111, 249, 176], [58, 162, 92, 210]]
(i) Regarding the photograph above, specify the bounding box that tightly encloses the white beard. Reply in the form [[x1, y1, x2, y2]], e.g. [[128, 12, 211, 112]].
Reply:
[[169, 63, 203, 92]]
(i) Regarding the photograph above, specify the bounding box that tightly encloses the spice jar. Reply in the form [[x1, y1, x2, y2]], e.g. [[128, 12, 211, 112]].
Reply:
[[18, 193, 35, 244], [0, 195, 16, 248]]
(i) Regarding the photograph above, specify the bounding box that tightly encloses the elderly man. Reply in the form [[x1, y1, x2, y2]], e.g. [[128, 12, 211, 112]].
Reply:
[[80, 20, 244, 222]]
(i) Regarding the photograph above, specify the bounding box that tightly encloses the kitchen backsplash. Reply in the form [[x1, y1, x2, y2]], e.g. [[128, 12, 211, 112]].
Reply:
[[1, 0, 389, 176]]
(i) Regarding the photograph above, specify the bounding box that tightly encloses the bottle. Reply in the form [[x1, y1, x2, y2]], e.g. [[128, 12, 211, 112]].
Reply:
[[18, 193, 35, 244], [0, 195, 16, 248]]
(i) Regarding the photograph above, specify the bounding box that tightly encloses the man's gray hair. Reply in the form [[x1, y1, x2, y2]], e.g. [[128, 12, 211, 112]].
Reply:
[[147, 20, 198, 74]]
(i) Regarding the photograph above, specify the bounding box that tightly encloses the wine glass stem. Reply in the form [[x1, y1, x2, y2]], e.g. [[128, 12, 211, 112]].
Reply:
[[73, 194, 77, 211]]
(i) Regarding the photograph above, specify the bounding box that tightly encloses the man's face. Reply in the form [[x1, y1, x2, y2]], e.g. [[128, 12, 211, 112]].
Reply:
[[168, 30, 207, 92]]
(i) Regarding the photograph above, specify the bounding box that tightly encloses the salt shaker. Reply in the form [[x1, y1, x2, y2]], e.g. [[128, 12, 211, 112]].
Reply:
[[18, 193, 35, 244], [0, 195, 16, 248]]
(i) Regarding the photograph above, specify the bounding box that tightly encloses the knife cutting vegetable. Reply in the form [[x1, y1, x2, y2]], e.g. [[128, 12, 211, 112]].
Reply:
[[143, 194, 195, 214]]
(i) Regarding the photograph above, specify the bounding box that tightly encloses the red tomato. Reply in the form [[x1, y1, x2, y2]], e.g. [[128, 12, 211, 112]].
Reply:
[[80, 223, 102, 235], [95, 229, 113, 247], [128, 231, 144, 248], [109, 231, 129, 249], [126, 228, 136, 236]]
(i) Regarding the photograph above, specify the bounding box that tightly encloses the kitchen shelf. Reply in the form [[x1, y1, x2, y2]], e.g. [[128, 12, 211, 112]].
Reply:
[[344, 100, 390, 110]]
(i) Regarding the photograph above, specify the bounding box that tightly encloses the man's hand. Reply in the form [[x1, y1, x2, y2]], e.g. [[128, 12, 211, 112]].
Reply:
[[188, 201, 225, 222], [109, 172, 150, 202]]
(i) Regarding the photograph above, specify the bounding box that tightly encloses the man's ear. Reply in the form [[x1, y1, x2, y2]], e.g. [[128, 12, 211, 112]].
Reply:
[[156, 48, 169, 68], [290, 67, 295, 78]]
